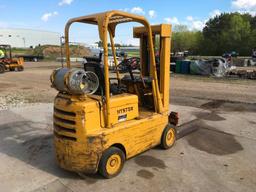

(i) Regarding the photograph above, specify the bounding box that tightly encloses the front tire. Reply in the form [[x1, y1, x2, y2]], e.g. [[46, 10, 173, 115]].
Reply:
[[160, 124, 176, 149], [98, 147, 125, 179]]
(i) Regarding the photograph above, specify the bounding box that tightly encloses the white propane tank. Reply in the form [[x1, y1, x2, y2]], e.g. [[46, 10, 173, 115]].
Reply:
[[50, 68, 99, 95]]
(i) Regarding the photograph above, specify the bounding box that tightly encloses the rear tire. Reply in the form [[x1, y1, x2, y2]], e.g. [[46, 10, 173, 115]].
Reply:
[[17, 66, 24, 71], [98, 147, 125, 179], [0, 64, 5, 74], [160, 124, 176, 149]]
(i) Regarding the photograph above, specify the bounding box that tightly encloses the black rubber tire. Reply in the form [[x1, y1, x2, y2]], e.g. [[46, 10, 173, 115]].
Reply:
[[160, 124, 176, 149], [17, 66, 24, 71], [0, 64, 5, 74], [98, 147, 125, 179]]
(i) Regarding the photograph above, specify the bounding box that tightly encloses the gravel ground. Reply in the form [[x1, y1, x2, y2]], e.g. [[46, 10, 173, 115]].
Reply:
[[0, 93, 26, 110]]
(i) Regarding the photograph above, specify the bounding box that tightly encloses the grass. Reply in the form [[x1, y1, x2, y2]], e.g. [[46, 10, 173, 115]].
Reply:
[[126, 50, 140, 57], [11, 48, 33, 55]]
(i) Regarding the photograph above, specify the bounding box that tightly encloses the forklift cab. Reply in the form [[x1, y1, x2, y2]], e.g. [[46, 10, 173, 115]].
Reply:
[[53, 11, 176, 178]]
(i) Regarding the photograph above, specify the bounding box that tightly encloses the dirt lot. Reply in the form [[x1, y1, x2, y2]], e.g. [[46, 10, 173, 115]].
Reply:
[[0, 62, 256, 192], [0, 61, 256, 109]]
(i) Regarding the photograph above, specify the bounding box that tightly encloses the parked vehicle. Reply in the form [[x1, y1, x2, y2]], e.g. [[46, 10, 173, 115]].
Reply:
[[0, 44, 24, 74], [18, 54, 44, 62], [222, 51, 239, 58]]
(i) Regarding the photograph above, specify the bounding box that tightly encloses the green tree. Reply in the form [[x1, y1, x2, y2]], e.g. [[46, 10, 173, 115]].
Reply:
[[203, 13, 253, 56], [95, 41, 103, 48], [172, 25, 203, 54]]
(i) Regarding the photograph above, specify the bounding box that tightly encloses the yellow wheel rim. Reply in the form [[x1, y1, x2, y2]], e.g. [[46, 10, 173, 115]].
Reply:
[[106, 154, 122, 175], [166, 128, 175, 146]]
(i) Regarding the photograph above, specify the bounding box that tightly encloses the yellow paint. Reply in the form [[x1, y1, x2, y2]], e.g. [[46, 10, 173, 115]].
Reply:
[[54, 93, 168, 172], [134, 24, 171, 113], [106, 154, 122, 175], [53, 10, 173, 175], [107, 94, 138, 126], [166, 128, 176, 147], [3, 58, 24, 71], [0, 44, 24, 71]]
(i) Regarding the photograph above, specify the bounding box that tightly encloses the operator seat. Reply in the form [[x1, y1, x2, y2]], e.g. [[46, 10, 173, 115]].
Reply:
[[121, 74, 154, 109], [84, 61, 105, 95]]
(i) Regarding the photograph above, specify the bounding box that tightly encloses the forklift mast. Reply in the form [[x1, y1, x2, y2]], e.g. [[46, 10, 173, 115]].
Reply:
[[133, 25, 171, 113]]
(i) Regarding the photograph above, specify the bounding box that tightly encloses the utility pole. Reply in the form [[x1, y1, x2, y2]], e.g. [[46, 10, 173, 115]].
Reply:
[[60, 36, 64, 67], [22, 37, 26, 48]]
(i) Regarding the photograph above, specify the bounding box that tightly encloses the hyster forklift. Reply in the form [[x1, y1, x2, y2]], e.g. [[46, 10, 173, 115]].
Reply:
[[51, 10, 178, 178], [0, 44, 24, 74]]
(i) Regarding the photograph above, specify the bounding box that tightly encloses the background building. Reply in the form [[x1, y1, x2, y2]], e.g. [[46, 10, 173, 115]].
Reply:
[[0, 28, 60, 48]]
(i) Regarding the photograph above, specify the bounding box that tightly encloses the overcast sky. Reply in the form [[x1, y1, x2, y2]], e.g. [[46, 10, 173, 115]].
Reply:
[[0, 0, 255, 45]]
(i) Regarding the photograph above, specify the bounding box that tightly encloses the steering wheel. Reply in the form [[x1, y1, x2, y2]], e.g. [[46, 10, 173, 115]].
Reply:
[[118, 57, 147, 88]]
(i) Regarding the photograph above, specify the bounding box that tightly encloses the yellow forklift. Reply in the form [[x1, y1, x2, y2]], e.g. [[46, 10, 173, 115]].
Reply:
[[51, 10, 178, 178], [0, 44, 24, 74]]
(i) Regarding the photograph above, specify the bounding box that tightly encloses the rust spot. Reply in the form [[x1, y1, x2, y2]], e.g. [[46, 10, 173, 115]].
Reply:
[[66, 100, 72, 105], [77, 110, 85, 116], [87, 137, 95, 144]]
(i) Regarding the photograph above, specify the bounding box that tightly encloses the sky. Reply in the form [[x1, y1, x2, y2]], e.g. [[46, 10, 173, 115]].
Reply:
[[0, 0, 255, 45]]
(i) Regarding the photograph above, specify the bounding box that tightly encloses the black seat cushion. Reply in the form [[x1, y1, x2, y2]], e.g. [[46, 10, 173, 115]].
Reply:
[[84, 62, 105, 95]]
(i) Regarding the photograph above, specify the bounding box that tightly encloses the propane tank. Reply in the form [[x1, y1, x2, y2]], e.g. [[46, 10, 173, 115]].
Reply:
[[50, 68, 99, 95]]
